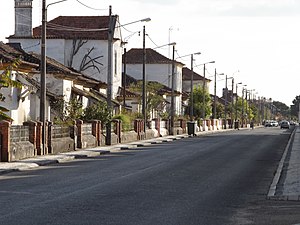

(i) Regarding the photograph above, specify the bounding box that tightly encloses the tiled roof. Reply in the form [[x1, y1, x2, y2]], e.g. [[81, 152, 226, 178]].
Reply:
[[117, 86, 140, 98], [21, 74, 63, 100], [0, 42, 104, 89], [182, 67, 211, 82], [9, 16, 118, 40], [123, 73, 181, 96], [0, 42, 38, 67], [124, 48, 184, 65]]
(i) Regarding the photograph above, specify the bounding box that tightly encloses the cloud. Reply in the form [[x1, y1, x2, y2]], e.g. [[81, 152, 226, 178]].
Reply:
[[175, 0, 300, 17], [218, 1, 300, 17], [129, 0, 181, 6]]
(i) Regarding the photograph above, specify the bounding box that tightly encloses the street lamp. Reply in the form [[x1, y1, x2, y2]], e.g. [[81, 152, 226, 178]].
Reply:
[[241, 85, 247, 128], [176, 52, 201, 121], [213, 70, 224, 119], [170, 43, 177, 135], [235, 82, 242, 123], [107, 7, 151, 144], [119, 18, 151, 27], [201, 61, 215, 124], [41, 0, 67, 154], [153, 42, 177, 135], [224, 75, 233, 129], [230, 78, 234, 128], [142, 25, 147, 135], [248, 89, 254, 120]]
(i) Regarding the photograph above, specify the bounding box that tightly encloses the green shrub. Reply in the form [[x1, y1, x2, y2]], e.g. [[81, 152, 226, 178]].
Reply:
[[113, 113, 132, 131]]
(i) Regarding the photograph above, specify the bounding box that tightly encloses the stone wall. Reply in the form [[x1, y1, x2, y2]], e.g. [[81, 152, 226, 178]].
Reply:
[[0, 118, 189, 162], [10, 125, 35, 161]]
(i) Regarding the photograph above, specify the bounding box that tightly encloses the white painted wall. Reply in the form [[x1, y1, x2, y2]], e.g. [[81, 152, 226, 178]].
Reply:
[[9, 37, 123, 99], [0, 70, 47, 124], [125, 62, 183, 115], [182, 79, 210, 93]]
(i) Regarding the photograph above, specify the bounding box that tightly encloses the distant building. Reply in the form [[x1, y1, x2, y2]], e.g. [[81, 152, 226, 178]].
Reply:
[[123, 48, 185, 116]]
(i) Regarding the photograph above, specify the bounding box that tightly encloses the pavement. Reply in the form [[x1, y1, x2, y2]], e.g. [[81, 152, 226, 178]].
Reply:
[[0, 126, 299, 201], [267, 125, 300, 201]]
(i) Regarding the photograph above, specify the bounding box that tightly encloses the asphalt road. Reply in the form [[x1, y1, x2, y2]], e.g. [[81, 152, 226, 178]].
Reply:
[[0, 127, 300, 225]]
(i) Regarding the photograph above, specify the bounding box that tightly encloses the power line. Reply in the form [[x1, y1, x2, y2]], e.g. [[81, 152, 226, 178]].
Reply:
[[75, 0, 107, 11]]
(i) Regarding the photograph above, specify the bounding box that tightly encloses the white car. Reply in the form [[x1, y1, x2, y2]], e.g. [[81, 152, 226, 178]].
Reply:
[[280, 121, 290, 129]]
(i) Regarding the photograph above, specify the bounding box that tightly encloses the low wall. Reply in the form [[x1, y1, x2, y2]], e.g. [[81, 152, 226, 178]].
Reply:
[[10, 125, 35, 161], [121, 131, 138, 143], [81, 123, 97, 149], [0, 118, 189, 162], [49, 124, 75, 154]]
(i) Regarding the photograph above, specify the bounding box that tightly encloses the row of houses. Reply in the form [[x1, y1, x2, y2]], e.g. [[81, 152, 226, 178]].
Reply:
[[1, 0, 213, 125]]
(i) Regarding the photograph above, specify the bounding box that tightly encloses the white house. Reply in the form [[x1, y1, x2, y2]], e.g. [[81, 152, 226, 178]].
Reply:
[[182, 67, 211, 93], [123, 48, 185, 116], [9, 0, 123, 100], [0, 42, 105, 124]]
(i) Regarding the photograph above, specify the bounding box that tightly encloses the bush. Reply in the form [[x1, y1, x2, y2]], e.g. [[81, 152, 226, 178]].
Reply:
[[113, 113, 132, 131], [82, 101, 111, 127]]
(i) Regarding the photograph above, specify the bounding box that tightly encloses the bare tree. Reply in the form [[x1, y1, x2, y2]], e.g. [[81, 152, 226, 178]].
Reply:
[[67, 39, 87, 67], [79, 47, 103, 74]]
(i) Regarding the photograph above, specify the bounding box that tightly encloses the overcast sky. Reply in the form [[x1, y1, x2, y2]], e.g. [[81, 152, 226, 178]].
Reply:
[[2, 0, 300, 106]]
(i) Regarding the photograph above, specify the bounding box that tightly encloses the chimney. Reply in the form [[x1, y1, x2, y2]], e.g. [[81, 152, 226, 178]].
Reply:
[[15, 0, 33, 37]]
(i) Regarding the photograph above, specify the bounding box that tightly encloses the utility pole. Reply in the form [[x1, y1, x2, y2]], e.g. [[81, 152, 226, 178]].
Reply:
[[41, 0, 47, 154], [170, 44, 175, 135], [224, 75, 228, 129], [213, 68, 217, 119], [231, 78, 234, 128], [123, 47, 126, 109], [190, 54, 194, 121], [142, 25, 146, 134], [106, 5, 112, 145], [202, 63, 206, 121]]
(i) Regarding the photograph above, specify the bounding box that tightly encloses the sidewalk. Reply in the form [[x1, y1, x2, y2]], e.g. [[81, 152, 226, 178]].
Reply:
[[268, 125, 300, 201]]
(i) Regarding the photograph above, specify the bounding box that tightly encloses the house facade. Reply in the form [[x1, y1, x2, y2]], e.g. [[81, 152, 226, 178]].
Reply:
[[0, 42, 105, 124], [9, 0, 123, 100], [182, 67, 211, 93], [123, 48, 185, 116]]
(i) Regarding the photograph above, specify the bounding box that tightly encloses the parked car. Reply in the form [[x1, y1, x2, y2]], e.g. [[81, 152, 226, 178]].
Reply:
[[265, 120, 278, 127], [280, 120, 290, 129], [290, 121, 296, 125]]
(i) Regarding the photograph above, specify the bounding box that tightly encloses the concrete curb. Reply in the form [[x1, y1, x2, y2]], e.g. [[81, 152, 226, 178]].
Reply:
[[267, 126, 297, 200]]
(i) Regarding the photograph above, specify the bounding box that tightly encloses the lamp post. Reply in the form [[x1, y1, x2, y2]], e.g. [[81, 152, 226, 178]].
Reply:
[[224, 75, 233, 129], [213, 70, 224, 119], [153, 42, 177, 134], [176, 52, 201, 121], [248, 89, 255, 123], [189, 53, 202, 121], [235, 82, 242, 122], [202, 61, 215, 123], [230, 78, 234, 128], [107, 11, 150, 145], [241, 85, 247, 128], [170, 43, 176, 135], [122, 46, 127, 109], [106, 5, 114, 145], [41, 0, 67, 154], [142, 25, 147, 134], [41, 0, 47, 154]]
